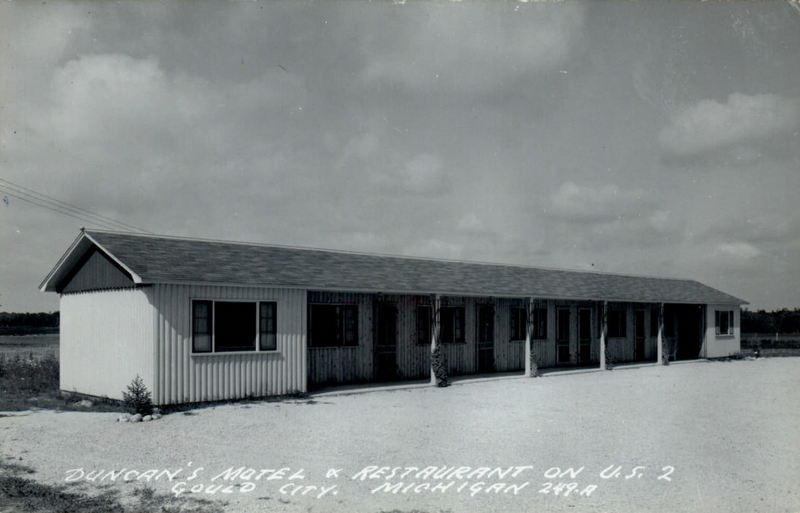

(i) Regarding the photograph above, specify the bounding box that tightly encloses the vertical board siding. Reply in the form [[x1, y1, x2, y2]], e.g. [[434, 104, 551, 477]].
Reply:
[[60, 288, 154, 400], [60, 248, 135, 293], [394, 295, 431, 379], [494, 299, 524, 372], [307, 291, 373, 387], [607, 302, 633, 363], [705, 304, 740, 358], [441, 296, 476, 376], [152, 284, 306, 405]]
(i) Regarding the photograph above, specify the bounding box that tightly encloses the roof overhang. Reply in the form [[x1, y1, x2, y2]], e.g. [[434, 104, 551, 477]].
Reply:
[[39, 230, 143, 293]]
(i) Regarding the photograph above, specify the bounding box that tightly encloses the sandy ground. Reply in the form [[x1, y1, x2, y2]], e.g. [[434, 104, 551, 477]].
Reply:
[[2, 358, 799, 513]]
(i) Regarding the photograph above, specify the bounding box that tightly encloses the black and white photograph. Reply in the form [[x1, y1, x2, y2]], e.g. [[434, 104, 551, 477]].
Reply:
[[1, 1, 799, 512]]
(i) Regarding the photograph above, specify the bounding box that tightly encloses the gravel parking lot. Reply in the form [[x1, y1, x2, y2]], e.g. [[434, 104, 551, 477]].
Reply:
[[2, 358, 799, 513]]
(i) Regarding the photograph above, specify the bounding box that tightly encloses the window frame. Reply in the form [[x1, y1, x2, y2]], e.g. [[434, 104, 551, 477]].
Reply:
[[191, 298, 279, 355], [509, 306, 526, 341], [416, 304, 432, 345], [440, 305, 466, 344], [607, 308, 627, 338], [532, 306, 548, 340], [715, 310, 734, 337], [308, 303, 360, 348]]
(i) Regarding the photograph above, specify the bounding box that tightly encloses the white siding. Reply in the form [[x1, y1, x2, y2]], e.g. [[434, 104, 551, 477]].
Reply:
[[704, 304, 741, 358], [151, 284, 306, 405], [60, 288, 154, 400]]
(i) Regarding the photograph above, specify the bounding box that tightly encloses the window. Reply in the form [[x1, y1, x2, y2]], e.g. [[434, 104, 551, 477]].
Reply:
[[192, 301, 212, 353], [650, 308, 659, 336], [716, 310, 734, 336], [510, 306, 546, 340], [533, 306, 547, 339], [608, 308, 627, 338], [309, 304, 358, 347], [510, 307, 526, 340], [259, 302, 277, 351], [440, 306, 465, 344], [416, 305, 432, 345], [191, 300, 278, 354]]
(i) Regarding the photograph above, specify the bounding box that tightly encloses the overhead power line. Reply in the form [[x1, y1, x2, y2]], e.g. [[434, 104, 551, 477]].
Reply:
[[0, 177, 151, 233]]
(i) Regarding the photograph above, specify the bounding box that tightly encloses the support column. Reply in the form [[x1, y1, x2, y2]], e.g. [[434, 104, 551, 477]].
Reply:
[[430, 294, 448, 387], [657, 302, 666, 365], [599, 301, 607, 370], [524, 297, 535, 377]]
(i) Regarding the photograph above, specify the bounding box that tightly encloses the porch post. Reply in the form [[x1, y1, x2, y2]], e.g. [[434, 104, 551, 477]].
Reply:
[[657, 302, 666, 365], [524, 297, 533, 377], [430, 294, 448, 386], [599, 301, 607, 370]]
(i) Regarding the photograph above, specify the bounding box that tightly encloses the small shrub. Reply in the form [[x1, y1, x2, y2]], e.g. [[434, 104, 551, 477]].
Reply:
[[122, 375, 153, 415]]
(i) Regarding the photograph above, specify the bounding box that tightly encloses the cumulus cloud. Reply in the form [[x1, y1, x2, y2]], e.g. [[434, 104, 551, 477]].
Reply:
[[361, 2, 585, 93], [659, 93, 799, 156]]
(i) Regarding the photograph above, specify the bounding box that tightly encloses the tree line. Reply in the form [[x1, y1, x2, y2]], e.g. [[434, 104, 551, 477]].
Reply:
[[0, 312, 59, 328], [741, 308, 800, 334]]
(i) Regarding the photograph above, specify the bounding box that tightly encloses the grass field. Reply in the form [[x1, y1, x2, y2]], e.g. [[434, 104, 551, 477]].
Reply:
[[1, 358, 798, 513], [0, 334, 59, 360]]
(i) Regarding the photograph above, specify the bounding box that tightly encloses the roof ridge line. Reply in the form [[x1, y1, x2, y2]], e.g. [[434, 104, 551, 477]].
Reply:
[[84, 228, 696, 283]]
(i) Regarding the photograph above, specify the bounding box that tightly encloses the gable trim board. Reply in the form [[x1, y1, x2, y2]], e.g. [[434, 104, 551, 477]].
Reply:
[[42, 230, 746, 404]]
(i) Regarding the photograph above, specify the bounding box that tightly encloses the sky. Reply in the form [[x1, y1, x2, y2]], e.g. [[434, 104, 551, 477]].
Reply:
[[1, 0, 799, 312]]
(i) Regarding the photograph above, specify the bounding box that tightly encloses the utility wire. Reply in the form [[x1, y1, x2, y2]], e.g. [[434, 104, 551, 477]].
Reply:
[[0, 186, 127, 231], [0, 177, 151, 233], [0, 177, 148, 232]]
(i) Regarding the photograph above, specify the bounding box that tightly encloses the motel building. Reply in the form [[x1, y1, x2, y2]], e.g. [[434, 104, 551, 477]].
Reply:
[[40, 229, 745, 405]]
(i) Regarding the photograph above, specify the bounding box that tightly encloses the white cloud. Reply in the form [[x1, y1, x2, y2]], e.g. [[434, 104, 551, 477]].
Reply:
[[361, 2, 585, 93], [659, 93, 799, 156], [716, 242, 762, 261], [371, 153, 450, 196], [549, 181, 647, 223]]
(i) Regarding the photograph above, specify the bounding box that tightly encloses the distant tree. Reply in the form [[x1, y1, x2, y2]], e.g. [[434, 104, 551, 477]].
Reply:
[[741, 308, 800, 334], [0, 311, 60, 328]]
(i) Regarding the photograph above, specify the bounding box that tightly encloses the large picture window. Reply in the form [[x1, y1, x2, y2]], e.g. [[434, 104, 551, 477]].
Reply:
[[309, 304, 358, 347], [440, 306, 465, 344], [191, 300, 278, 353], [608, 308, 627, 338], [715, 310, 734, 336]]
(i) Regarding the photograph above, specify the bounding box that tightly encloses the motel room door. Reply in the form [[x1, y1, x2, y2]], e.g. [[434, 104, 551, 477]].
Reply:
[[374, 302, 398, 381], [578, 308, 591, 364], [634, 310, 646, 360], [476, 304, 495, 373], [557, 307, 571, 365]]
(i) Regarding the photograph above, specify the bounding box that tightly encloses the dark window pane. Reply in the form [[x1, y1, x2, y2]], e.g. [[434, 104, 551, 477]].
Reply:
[[417, 305, 431, 345], [309, 304, 335, 347], [608, 309, 626, 338], [259, 302, 277, 351], [309, 304, 358, 347], [192, 300, 212, 352], [718, 310, 731, 335], [215, 302, 256, 352], [343, 305, 358, 345], [534, 307, 547, 339], [510, 307, 528, 340], [651, 309, 659, 335], [441, 307, 465, 343]]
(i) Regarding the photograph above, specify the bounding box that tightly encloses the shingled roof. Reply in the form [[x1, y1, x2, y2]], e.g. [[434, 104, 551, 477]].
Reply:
[[41, 230, 745, 305]]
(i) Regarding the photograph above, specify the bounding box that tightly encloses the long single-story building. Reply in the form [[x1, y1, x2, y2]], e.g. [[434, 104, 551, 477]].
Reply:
[[40, 229, 746, 405]]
